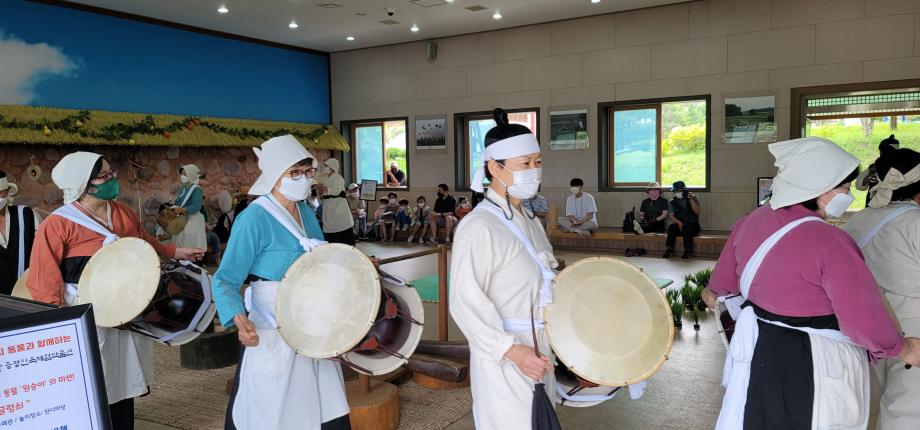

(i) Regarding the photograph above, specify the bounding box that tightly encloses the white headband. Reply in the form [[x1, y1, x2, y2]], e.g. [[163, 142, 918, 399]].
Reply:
[[471, 133, 540, 193], [868, 164, 920, 208]]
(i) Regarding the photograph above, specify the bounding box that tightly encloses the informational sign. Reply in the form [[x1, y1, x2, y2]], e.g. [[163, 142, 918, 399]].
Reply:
[[360, 179, 378, 202], [0, 302, 109, 429]]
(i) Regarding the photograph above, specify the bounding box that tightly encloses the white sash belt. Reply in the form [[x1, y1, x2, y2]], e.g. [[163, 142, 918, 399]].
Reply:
[[502, 319, 544, 332], [178, 185, 200, 209], [244, 281, 280, 330]]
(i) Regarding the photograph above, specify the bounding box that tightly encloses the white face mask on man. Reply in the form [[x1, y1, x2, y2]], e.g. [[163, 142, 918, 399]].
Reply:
[[497, 166, 542, 200], [570, 186, 581, 195], [279, 176, 314, 201]]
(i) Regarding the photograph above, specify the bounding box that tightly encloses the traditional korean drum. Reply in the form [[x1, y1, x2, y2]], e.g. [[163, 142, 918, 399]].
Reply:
[[545, 257, 674, 407], [77, 237, 216, 346], [157, 205, 188, 236], [276, 244, 424, 376]]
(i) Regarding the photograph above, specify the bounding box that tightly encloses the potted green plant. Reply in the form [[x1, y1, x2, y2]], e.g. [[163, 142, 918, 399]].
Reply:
[[681, 268, 712, 331], [666, 290, 684, 329]]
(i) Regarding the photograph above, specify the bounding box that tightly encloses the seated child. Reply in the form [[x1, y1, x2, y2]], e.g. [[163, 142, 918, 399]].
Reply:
[[455, 196, 472, 220], [396, 199, 412, 232], [408, 196, 431, 244]]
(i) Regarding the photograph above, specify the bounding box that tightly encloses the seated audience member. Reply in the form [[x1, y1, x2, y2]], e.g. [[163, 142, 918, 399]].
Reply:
[[396, 199, 412, 232], [385, 162, 406, 187], [408, 196, 431, 244], [664, 180, 701, 259], [428, 183, 458, 244], [346, 183, 367, 238], [371, 198, 396, 242], [455, 196, 473, 220], [558, 178, 598, 237], [638, 182, 669, 233], [522, 187, 549, 228]]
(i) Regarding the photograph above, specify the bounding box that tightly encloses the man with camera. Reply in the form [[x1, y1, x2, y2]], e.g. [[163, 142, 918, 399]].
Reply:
[[664, 180, 701, 259]]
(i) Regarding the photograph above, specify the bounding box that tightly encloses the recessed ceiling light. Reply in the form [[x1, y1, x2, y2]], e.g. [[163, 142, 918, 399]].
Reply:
[[217, 4, 229, 13], [410, 24, 420, 32], [346, 35, 355, 41], [591, 0, 601, 3], [446, 0, 454, 2], [289, 20, 299, 29], [492, 10, 502, 20]]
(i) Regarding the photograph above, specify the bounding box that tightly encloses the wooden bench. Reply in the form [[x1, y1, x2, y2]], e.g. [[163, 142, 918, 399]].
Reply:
[[547, 206, 729, 258]]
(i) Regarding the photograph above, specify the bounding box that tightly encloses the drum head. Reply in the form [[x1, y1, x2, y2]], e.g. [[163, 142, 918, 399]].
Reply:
[[78, 237, 161, 328], [276, 244, 381, 358], [341, 280, 425, 375], [546, 257, 673, 387], [11, 269, 31, 300]]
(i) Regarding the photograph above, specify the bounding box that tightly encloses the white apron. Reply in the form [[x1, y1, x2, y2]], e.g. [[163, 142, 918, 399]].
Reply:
[[475, 202, 557, 429], [173, 185, 207, 249], [52, 204, 154, 405], [231, 196, 348, 429], [717, 216, 870, 430], [853, 204, 920, 430]]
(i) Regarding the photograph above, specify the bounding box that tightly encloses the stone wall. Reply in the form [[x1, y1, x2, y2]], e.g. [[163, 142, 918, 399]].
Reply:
[[0, 143, 332, 234]]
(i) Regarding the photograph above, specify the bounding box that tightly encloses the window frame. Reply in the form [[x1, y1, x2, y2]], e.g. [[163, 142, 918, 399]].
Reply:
[[597, 95, 711, 192], [453, 107, 541, 192], [343, 116, 410, 191], [791, 79, 920, 139]]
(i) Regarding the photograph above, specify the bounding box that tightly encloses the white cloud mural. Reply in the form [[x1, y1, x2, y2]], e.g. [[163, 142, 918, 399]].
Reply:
[[0, 31, 76, 104]]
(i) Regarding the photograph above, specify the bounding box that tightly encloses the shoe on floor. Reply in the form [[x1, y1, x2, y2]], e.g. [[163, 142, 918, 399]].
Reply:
[[682, 251, 694, 260], [625, 248, 634, 257], [418, 238, 425, 244], [663, 249, 675, 259], [407, 235, 414, 243]]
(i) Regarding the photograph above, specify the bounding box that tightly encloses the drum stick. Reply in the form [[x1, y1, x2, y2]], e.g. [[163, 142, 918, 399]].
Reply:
[[377, 248, 441, 265]]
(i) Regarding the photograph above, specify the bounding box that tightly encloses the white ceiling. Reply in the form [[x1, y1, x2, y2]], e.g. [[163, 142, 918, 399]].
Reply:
[[65, 0, 687, 53]]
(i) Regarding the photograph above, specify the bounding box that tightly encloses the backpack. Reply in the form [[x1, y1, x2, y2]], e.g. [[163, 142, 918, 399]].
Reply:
[[622, 207, 637, 233]]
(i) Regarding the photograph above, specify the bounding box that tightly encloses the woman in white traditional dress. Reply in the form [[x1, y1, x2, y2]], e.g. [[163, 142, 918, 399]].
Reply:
[[449, 108, 558, 430], [172, 164, 208, 249], [212, 135, 350, 430]]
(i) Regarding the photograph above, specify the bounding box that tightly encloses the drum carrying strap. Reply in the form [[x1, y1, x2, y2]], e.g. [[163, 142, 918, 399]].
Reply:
[[251, 196, 326, 252], [16, 206, 26, 277], [51, 204, 119, 245], [178, 185, 200, 208], [856, 204, 920, 248]]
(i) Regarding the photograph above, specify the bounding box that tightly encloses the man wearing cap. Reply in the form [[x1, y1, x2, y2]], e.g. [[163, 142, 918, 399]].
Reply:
[[702, 137, 920, 430], [843, 147, 920, 430], [212, 135, 350, 430], [346, 183, 367, 238], [28, 152, 204, 428], [664, 180, 701, 259], [450, 108, 559, 429], [385, 161, 406, 187], [318, 158, 355, 245], [0, 170, 41, 295], [638, 182, 669, 233]]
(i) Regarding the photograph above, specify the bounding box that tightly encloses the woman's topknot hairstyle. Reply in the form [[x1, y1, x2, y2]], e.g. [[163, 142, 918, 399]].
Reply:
[[484, 108, 532, 147]]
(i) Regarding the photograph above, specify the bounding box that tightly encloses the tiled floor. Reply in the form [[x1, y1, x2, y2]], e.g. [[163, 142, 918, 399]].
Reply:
[[137, 242, 726, 429]]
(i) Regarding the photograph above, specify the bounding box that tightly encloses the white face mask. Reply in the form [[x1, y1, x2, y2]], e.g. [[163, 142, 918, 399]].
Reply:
[[461, 202, 471, 208], [323, 166, 333, 175], [499, 167, 542, 200], [180, 174, 189, 184], [570, 186, 581, 195], [822, 191, 854, 219], [675, 191, 684, 199], [279, 176, 313, 201], [417, 203, 425, 208]]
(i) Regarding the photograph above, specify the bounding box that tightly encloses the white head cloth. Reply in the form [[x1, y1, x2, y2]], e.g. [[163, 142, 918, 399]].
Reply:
[[470, 133, 541, 193], [868, 164, 920, 208], [325, 158, 340, 173], [768, 137, 859, 210], [52, 151, 103, 204], [180, 164, 202, 185], [249, 135, 315, 196], [0, 176, 19, 197]]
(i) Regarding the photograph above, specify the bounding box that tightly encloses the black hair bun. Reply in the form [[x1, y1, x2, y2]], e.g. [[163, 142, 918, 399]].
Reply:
[[493, 108, 509, 126]]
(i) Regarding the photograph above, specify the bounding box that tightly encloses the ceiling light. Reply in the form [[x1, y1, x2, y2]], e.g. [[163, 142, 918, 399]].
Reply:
[[410, 24, 419, 32], [289, 20, 299, 29], [492, 10, 502, 20], [591, 0, 601, 3], [446, 0, 454, 2], [217, 4, 229, 13], [346, 35, 355, 41]]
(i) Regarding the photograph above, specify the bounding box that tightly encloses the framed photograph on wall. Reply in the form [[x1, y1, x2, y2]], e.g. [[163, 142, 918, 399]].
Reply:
[[757, 177, 774, 207], [415, 115, 446, 150], [360, 179, 378, 201], [550, 108, 589, 150], [724, 95, 776, 144]]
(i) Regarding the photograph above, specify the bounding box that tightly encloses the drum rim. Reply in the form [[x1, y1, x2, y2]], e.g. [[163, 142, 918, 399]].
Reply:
[[545, 256, 674, 387], [77, 237, 161, 327], [276, 243, 382, 358]]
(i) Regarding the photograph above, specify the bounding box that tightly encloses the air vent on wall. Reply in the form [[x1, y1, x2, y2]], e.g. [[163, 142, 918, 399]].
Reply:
[[379, 19, 401, 25], [465, 5, 488, 12], [410, 0, 448, 6], [316, 2, 341, 8]]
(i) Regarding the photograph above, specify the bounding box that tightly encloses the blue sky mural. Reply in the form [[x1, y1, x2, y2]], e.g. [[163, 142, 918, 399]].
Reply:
[[0, 1, 330, 124]]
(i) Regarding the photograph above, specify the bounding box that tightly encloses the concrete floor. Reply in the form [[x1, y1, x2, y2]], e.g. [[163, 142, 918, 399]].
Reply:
[[137, 242, 726, 429]]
